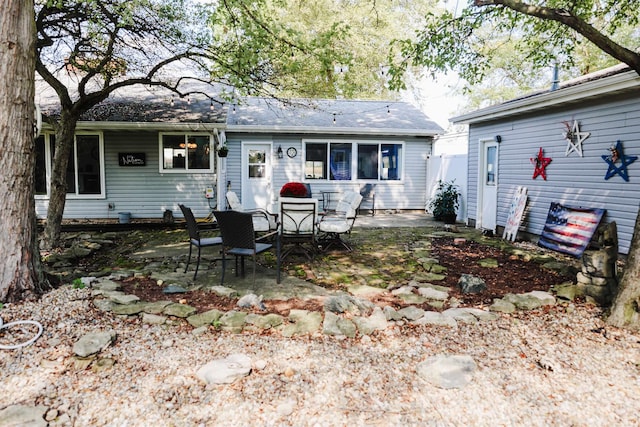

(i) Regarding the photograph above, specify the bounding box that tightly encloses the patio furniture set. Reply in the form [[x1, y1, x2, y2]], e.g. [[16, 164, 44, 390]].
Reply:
[[178, 189, 363, 284]]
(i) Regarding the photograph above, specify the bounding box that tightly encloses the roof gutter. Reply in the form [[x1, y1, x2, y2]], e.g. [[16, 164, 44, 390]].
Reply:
[[42, 121, 226, 132], [451, 69, 640, 124], [225, 124, 442, 137]]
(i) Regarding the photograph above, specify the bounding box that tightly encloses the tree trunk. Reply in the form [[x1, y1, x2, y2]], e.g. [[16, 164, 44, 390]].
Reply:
[[607, 207, 640, 330], [42, 113, 78, 249], [0, 0, 50, 302]]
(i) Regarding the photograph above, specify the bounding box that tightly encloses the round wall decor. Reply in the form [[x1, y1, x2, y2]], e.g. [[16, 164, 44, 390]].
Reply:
[[287, 147, 297, 158]]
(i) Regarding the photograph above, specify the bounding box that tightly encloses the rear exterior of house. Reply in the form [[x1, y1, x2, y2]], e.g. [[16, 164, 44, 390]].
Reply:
[[452, 65, 640, 254], [35, 85, 442, 221]]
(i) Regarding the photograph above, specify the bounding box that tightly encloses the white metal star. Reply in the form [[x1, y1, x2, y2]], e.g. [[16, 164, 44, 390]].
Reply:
[[565, 120, 590, 157]]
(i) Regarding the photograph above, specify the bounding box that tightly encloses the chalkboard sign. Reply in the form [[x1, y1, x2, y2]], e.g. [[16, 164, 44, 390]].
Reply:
[[119, 152, 146, 166]]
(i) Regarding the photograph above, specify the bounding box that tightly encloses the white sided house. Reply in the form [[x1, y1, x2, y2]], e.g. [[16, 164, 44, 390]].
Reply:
[[451, 65, 640, 254], [35, 84, 443, 222]]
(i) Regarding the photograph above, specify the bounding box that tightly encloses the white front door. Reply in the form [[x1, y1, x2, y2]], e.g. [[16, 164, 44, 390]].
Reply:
[[479, 140, 498, 232], [241, 143, 272, 210]]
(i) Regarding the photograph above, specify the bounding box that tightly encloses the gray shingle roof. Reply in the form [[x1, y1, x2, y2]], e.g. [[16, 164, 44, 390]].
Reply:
[[36, 79, 442, 135]]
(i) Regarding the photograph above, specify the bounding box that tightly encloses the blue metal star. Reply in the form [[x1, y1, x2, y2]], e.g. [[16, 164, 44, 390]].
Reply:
[[602, 140, 637, 182]]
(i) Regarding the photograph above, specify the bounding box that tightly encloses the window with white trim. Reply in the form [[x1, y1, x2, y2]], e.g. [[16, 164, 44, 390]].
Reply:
[[160, 133, 213, 172], [304, 141, 403, 181], [35, 133, 105, 197]]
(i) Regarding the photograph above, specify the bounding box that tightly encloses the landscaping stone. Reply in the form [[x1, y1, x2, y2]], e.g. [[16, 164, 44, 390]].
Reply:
[[458, 274, 487, 294], [187, 309, 224, 328], [111, 303, 146, 315], [163, 303, 197, 318], [416, 355, 477, 389], [210, 285, 239, 298], [322, 312, 357, 338], [219, 311, 248, 333], [244, 313, 284, 330], [396, 306, 425, 321], [196, 353, 252, 384], [0, 405, 48, 427], [282, 310, 323, 337], [109, 294, 141, 305], [397, 293, 429, 304], [324, 295, 375, 316], [73, 331, 116, 357], [412, 311, 457, 328], [352, 307, 388, 335], [141, 313, 167, 325], [489, 298, 516, 313], [417, 286, 449, 301], [478, 258, 498, 268], [237, 293, 265, 310]]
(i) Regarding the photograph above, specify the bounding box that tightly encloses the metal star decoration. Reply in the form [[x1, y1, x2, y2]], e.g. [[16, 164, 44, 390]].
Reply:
[[531, 147, 552, 180], [564, 120, 590, 157], [602, 140, 637, 182]]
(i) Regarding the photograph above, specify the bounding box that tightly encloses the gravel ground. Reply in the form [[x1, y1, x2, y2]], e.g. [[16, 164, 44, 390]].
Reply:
[[1, 285, 640, 427]]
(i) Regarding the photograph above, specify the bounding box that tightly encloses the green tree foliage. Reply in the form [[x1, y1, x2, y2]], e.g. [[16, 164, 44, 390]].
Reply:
[[387, 0, 640, 93]]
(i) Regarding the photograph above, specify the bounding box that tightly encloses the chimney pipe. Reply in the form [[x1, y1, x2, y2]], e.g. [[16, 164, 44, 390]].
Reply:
[[550, 63, 560, 91]]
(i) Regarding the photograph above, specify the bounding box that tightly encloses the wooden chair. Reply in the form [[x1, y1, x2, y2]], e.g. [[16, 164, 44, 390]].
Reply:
[[213, 210, 280, 284], [179, 204, 222, 280]]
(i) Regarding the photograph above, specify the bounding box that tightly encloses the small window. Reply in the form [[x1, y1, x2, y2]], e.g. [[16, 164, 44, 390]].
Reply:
[[160, 134, 213, 172], [305, 143, 327, 179]]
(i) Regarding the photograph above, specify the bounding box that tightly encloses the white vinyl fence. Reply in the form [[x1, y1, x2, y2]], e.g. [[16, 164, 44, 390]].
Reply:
[[426, 154, 468, 223]]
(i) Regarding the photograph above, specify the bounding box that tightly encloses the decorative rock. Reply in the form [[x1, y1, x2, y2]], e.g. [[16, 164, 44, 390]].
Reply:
[[397, 293, 429, 304], [478, 258, 498, 268], [210, 286, 239, 298], [412, 311, 457, 328], [416, 354, 477, 389], [237, 293, 265, 310], [396, 306, 426, 321], [162, 285, 188, 294], [244, 313, 284, 330], [141, 313, 167, 325], [443, 308, 478, 324], [109, 294, 141, 305], [391, 285, 415, 296], [196, 353, 252, 384], [489, 298, 516, 313], [322, 312, 357, 338], [187, 309, 224, 328], [73, 331, 116, 357], [382, 306, 404, 321], [503, 291, 555, 310], [219, 311, 248, 333], [417, 286, 449, 301], [111, 303, 146, 315], [347, 284, 386, 296], [553, 283, 578, 301], [352, 307, 388, 335], [92, 357, 116, 373], [324, 295, 375, 316], [141, 300, 173, 314], [282, 310, 323, 337], [422, 273, 446, 282], [163, 303, 197, 318], [93, 299, 114, 312], [0, 405, 48, 427], [458, 274, 487, 294], [92, 280, 121, 292]]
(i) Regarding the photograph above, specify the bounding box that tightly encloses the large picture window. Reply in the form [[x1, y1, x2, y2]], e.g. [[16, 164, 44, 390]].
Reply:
[[35, 133, 105, 197], [304, 140, 402, 181], [160, 133, 212, 172]]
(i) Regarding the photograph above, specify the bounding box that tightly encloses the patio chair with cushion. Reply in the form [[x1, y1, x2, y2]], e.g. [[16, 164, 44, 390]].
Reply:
[[279, 197, 318, 261], [317, 192, 363, 251], [178, 204, 223, 280], [226, 191, 278, 234], [213, 210, 280, 284]]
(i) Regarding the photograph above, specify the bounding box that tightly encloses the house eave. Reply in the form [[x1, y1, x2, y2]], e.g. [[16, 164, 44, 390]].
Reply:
[[225, 124, 441, 137], [451, 69, 640, 124], [43, 121, 226, 132]]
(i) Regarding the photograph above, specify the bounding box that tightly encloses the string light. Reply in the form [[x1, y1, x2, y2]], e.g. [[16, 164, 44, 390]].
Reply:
[[187, 97, 191, 105], [332, 113, 336, 125], [210, 100, 214, 111]]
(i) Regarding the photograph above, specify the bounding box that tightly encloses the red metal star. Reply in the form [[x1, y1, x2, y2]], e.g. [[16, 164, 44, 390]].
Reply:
[[531, 147, 552, 180]]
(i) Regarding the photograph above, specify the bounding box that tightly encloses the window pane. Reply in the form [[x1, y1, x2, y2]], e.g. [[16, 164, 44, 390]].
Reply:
[[248, 149, 266, 178], [65, 143, 76, 194], [163, 135, 186, 169], [357, 144, 378, 179], [486, 145, 497, 185], [35, 136, 47, 195], [305, 143, 327, 179], [187, 135, 210, 169], [330, 143, 351, 180], [381, 144, 401, 180], [76, 135, 101, 194]]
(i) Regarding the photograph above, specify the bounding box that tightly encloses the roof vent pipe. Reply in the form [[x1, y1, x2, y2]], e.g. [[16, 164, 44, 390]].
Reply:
[[550, 63, 560, 91]]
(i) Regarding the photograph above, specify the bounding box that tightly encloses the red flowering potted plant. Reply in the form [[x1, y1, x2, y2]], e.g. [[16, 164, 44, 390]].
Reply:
[[280, 182, 310, 198]]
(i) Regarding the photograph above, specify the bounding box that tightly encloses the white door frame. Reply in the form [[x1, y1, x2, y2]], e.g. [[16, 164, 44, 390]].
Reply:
[[241, 141, 273, 210], [476, 138, 499, 231]]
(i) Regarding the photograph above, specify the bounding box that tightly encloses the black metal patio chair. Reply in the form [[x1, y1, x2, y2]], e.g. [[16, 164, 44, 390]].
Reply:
[[179, 204, 223, 280]]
